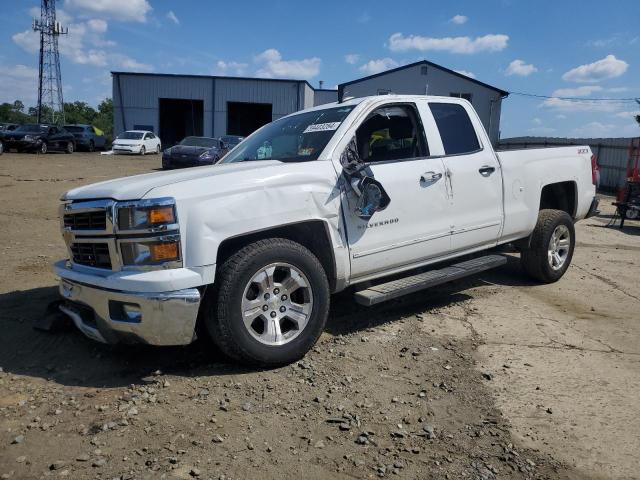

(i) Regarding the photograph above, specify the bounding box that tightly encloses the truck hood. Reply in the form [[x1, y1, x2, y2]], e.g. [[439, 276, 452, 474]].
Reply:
[[62, 161, 284, 201]]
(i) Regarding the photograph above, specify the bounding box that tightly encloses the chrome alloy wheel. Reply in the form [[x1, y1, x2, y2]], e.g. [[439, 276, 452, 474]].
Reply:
[[548, 224, 571, 270], [241, 263, 313, 346]]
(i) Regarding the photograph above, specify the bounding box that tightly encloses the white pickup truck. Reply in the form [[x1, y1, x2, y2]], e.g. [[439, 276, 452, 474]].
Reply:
[[55, 95, 599, 365]]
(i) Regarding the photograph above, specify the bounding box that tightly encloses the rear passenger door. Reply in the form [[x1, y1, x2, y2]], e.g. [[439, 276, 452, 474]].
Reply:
[[429, 101, 503, 253]]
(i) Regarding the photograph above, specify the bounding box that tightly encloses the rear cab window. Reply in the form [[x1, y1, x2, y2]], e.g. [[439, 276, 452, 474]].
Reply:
[[429, 103, 480, 155]]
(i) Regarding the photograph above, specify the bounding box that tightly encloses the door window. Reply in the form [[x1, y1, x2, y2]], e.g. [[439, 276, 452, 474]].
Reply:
[[356, 104, 429, 163], [429, 103, 480, 155]]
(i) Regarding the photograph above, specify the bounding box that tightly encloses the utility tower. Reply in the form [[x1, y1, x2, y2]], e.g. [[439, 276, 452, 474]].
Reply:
[[32, 0, 67, 124]]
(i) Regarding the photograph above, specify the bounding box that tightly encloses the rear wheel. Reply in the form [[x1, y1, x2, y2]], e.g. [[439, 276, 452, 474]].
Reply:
[[203, 238, 330, 366], [521, 209, 575, 283], [65, 142, 74, 154], [0, 140, 4, 155], [39, 142, 48, 154], [140, 146, 146, 156], [88, 140, 95, 152], [155, 144, 161, 154]]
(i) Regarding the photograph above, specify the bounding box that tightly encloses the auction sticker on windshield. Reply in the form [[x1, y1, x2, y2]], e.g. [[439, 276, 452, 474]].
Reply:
[[303, 122, 341, 133]]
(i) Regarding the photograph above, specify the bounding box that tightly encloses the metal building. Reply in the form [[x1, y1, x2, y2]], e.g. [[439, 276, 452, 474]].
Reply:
[[338, 60, 508, 145], [112, 72, 338, 146]]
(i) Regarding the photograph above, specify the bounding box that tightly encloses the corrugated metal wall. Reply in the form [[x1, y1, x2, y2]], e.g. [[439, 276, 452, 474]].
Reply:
[[499, 136, 639, 191]]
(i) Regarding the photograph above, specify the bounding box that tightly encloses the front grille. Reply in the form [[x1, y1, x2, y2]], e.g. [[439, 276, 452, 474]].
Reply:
[[70, 242, 112, 269], [64, 211, 107, 230]]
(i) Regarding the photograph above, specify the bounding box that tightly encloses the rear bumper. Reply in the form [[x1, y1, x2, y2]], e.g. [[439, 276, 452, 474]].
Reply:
[[585, 196, 600, 218], [58, 278, 201, 345]]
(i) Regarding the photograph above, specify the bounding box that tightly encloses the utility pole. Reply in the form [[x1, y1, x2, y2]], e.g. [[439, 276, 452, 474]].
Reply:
[[32, 0, 67, 124]]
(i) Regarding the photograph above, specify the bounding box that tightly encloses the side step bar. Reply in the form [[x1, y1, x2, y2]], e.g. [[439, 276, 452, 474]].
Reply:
[[353, 254, 507, 306]]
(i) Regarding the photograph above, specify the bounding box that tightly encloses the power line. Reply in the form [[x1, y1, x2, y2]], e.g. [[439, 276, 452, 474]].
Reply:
[[508, 91, 638, 102]]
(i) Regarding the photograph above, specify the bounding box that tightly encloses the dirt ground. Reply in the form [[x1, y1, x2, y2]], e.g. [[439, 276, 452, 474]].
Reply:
[[0, 152, 638, 480]]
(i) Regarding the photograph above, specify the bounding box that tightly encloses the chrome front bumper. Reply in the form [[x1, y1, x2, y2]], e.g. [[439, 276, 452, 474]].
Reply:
[[58, 278, 201, 345]]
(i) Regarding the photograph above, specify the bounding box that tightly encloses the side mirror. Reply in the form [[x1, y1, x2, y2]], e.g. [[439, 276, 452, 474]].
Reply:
[[340, 136, 362, 174], [354, 176, 390, 219]]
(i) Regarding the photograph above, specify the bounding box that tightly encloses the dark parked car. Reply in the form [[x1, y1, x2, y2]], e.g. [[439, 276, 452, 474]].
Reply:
[[0, 123, 19, 132], [2, 124, 76, 154], [220, 135, 244, 150], [162, 136, 227, 169], [64, 124, 107, 151]]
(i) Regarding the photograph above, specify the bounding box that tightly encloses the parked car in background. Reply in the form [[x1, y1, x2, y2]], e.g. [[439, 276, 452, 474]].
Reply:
[[112, 130, 161, 155], [0, 123, 19, 132], [2, 124, 75, 154], [162, 136, 227, 169], [220, 135, 244, 150], [64, 124, 107, 152]]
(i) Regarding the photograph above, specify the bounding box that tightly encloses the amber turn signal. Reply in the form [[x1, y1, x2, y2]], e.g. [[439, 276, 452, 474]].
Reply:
[[149, 242, 179, 262], [148, 206, 175, 225]]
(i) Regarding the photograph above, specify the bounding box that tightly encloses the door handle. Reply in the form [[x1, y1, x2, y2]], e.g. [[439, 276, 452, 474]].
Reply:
[[478, 165, 496, 177], [420, 171, 443, 184]]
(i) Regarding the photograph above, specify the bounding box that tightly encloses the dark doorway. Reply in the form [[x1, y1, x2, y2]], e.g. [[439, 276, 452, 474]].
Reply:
[[159, 98, 204, 147], [227, 102, 272, 137]]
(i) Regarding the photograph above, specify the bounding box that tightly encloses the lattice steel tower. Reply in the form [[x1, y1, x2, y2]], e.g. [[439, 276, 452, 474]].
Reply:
[[32, 0, 67, 124]]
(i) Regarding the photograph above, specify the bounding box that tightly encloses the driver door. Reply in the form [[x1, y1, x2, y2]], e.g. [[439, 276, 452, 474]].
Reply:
[[342, 103, 451, 280]]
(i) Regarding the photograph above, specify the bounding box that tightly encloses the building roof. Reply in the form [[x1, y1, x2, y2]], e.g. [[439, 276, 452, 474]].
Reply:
[[111, 71, 319, 91], [337, 60, 509, 101]]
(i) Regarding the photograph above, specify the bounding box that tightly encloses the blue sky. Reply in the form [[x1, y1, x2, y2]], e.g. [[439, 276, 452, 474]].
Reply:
[[1, 0, 639, 138]]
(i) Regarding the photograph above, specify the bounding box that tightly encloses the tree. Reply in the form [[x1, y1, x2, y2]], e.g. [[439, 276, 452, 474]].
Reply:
[[64, 101, 97, 125], [93, 98, 113, 141]]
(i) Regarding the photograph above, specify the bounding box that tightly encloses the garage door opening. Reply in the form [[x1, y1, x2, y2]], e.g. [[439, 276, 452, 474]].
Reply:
[[159, 98, 204, 147], [227, 102, 272, 137]]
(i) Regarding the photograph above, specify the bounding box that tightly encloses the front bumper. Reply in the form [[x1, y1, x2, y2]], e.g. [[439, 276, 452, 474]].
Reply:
[[5, 139, 39, 151], [113, 145, 143, 154], [162, 155, 214, 169], [58, 278, 201, 345]]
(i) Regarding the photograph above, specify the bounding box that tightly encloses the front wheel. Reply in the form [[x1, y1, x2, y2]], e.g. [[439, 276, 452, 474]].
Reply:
[[0, 140, 4, 155], [140, 146, 146, 155], [65, 142, 74, 154], [88, 140, 95, 152], [155, 144, 161, 154], [39, 142, 48, 154], [521, 209, 575, 283], [203, 238, 330, 366]]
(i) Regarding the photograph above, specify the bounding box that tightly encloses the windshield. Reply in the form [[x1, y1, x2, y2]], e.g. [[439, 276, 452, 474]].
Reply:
[[16, 124, 47, 133], [64, 126, 86, 133], [220, 106, 355, 163], [117, 131, 144, 140], [179, 136, 218, 148], [221, 135, 243, 145]]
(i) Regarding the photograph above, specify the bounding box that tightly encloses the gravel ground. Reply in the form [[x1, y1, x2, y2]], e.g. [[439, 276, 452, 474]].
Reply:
[[1, 152, 637, 479]]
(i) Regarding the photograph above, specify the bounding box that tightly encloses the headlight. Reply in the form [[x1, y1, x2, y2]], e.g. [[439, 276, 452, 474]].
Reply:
[[116, 198, 177, 232], [120, 236, 181, 267]]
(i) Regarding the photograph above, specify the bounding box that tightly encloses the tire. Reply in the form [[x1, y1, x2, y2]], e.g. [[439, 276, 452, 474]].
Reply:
[[521, 209, 575, 283], [0, 140, 4, 155], [39, 142, 48, 154], [203, 238, 330, 366], [88, 141, 95, 152], [625, 208, 639, 220], [65, 142, 74, 154], [140, 146, 146, 156], [155, 144, 161, 154]]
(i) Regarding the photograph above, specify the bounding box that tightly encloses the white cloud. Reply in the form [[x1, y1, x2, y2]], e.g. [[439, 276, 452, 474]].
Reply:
[[562, 55, 628, 83], [166, 11, 179, 25], [359, 58, 399, 75], [111, 54, 153, 71], [0, 64, 39, 104], [540, 97, 619, 113], [356, 12, 371, 24], [551, 86, 602, 97], [64, 0, 152, 23], [455, 69, 475, 78], [528, 126, 556, 135], [571, 121, 617, 137], [615, 110, 640, 119], [344, 54, 360, 65], [505, 59, 537, 77], [254, 49, 320, 79], [214, 60, 249, 76], [388, 32, 509, 54], [607, 87, 629, 93], [450, 15, 468, 25], [86, 18, 108, 33], [532, 117, 542, 125], [556, 114, 567, 119]]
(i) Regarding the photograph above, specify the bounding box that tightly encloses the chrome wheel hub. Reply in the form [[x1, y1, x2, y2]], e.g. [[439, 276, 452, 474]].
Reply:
[[241, 263, 313, 346], [548, 224, 570, 270]]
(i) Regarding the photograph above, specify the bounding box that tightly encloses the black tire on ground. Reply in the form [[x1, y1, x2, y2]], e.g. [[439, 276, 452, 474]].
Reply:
[[88, 141, 95, 152], [203, 238, 330, 366], [156, 144, 161, 154], [521, 209, 575, 283], [39, 142, 47, 154], [65, 142, 74, 154], [140, 146, 146, 155], [0, 140, 4, 155]]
